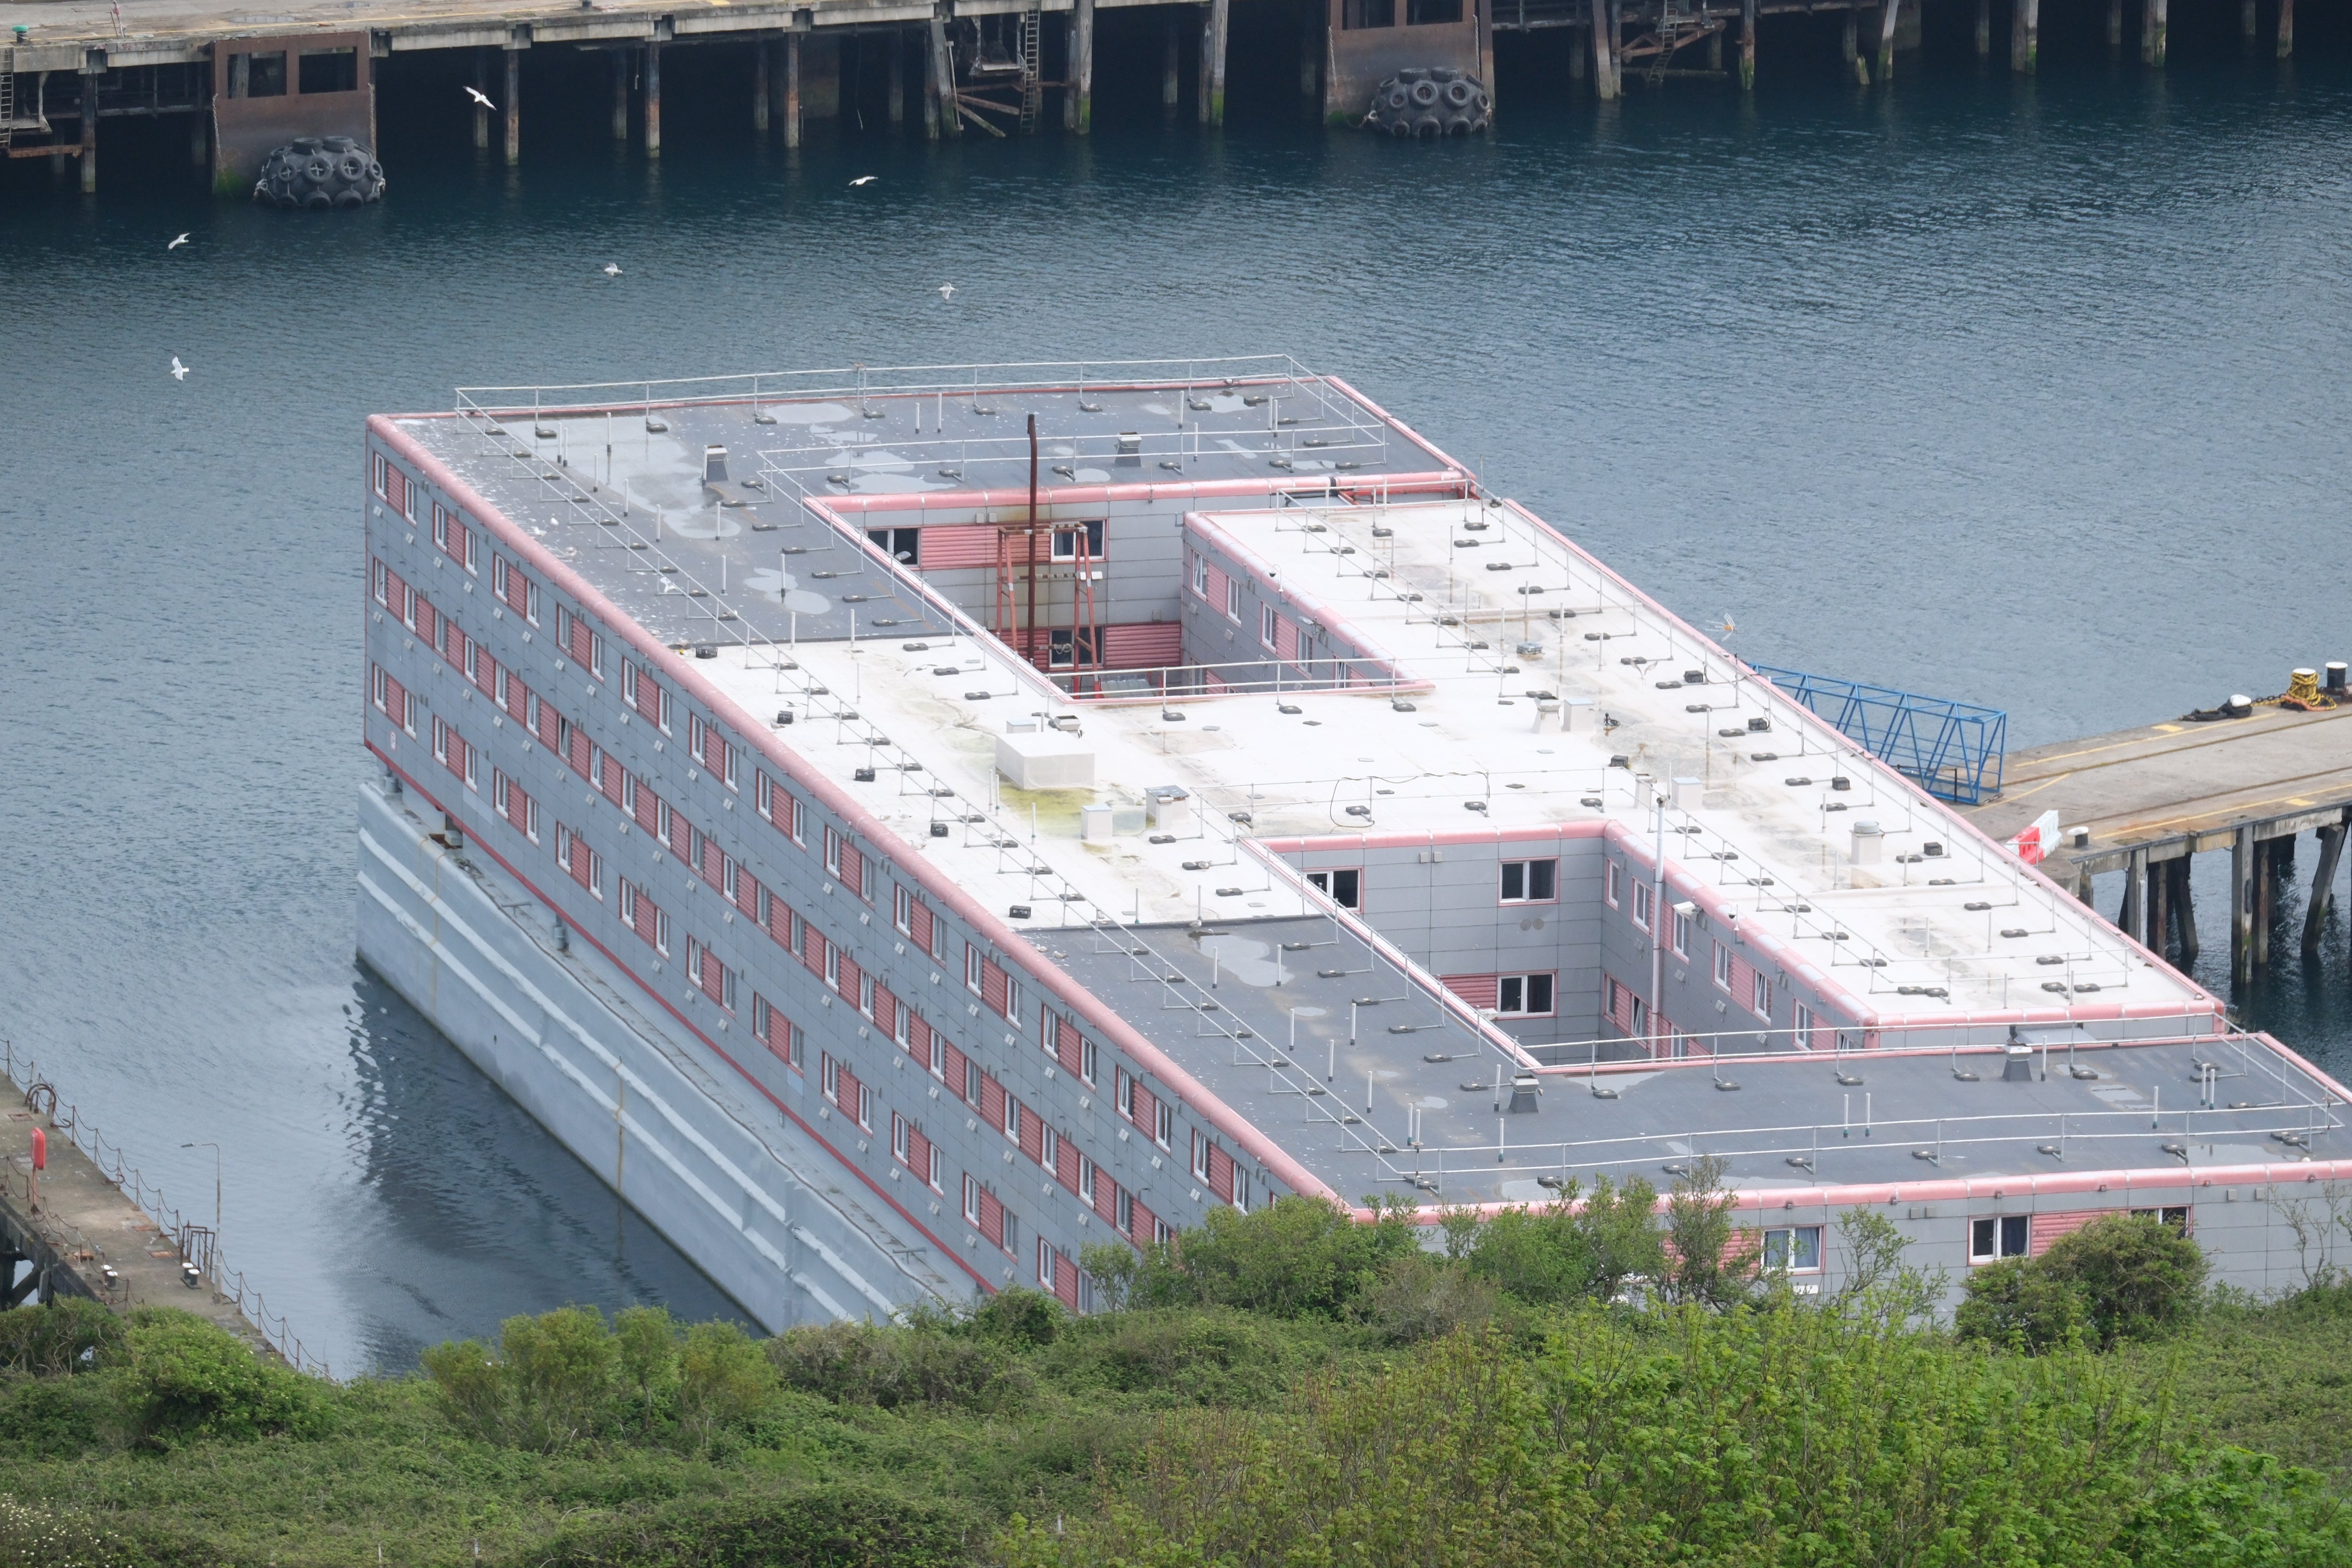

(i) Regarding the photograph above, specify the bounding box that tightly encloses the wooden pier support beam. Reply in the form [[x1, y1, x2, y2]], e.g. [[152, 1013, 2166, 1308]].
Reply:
[[2302, 820, 2345, 957], [1842, 11, 1865, 83], [644, 40, 662, 157], [889, 31, 905, 125], [1975, 0, 1990, 56], [2107, 0, 2122, 51], [2174, 857, 2199, 963], [1201, 0, 1230, 126], [928, 18, 958, 137], [478, 50, 496, 149], [2255, 836, 2278, 969], [504, 45, 521, 166], [2277, 0, 2294, 56], [611, 49, 630, 142], [2148, 852, 2171, 958], [2124, 845, 2149, 946], [1074, 0, 1095, 133], [1739, 0, 1755, 89], [2240, 0, 2257, 45], [1877, 0, 1897, 83], [922, 20, 941, 135], [190, 108, 209, 168], [1706, 28, 1722, 69], [2142, 0, 2165, 66], [79, 66, 97, 191], [755, 39, 771, 133], [1162, 14, 1180, 111], [2011, 0, 2036, 72], [785, 31, 803, 146], [2231, 825, 2256, 982], [1593, 0, 1619, 99]]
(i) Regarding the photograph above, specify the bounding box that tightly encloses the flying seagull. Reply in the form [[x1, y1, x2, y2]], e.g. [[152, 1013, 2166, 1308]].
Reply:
[[602, 263, 623, 277], [937, 283, 955, 301], [167, 233, 191, 250], [169, 356, 190, 381], [464, 85, 496, 111], [849, 175, 878, 187]]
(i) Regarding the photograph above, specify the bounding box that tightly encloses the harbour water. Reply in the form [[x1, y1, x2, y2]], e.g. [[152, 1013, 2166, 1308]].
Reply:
[[3, 33, 2349, 1371]]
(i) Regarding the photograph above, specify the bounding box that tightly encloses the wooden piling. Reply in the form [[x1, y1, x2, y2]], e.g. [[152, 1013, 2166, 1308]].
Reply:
[[1075, 0, 1095, 133], [2255, 836, 2276, 968], [1877, 0, 1897, 82], [1739, 0, 1755, 89], [1974, 0, 1989, 56], [2232, 824, 2255, 982], [2107, 0, 2122, 50], [2148, 851, 2171, 957], [1593, 0, 1619, 99], [928, 18, 958, 137], [2302, 821, 2344, 956], [2174, 857, 2199, 963], [1163, 14, 1181, 111], [2011, 0, 2036, 72], [922, 19, 941, 136], [644, 39, 662, 157], [755, 39, 771, 133], [786, 31, 804, 146], [1301, 9, 1320, 100], [1063, 16, 1078, 129], [1706, 29, 1722, 69], [1841, 11, 1863, 81], [1571, 22, 1588, 80], [2240, 0, 2256, 45], [78, 69, 97, 192], [1204, 0, 1230, 126], [888, 31, 905, 124], [611, 49, 631, 142], [2277, 0, 2293, 55], [479, 50, 497, 148], [2142, 0, 2165, 66], [503, 46, 520, 166], [2124, 845, 2149, 944]]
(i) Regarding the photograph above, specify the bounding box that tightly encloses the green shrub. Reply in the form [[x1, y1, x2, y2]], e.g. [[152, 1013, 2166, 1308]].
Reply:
[[0, 1301, 124, 1377], [676, 1322, 775, 1449], [0, 1373, 116, 1453], [0, 1495, 121, 1568], [534, 1484, 984, 1568], [1462, 1178, 1666, 1308], [1118, 1195, 1423, 1320], [1034, 1308, 1335, 1408], [765, 1320, 1019, 1411], [2041, 1213, 2210, 1347], [1365, 1254, 1501, 1344], [969, 1288, 1060, 1349], [117, 1310, 317, 1447], [1956, 1257, 2091, 1352]]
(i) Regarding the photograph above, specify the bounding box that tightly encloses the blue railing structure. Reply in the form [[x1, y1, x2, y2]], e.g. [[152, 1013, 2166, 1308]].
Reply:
[[1752, 666, 2007, 806]]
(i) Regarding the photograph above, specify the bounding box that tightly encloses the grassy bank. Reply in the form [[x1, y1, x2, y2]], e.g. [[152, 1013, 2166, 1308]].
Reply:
[[1, 1191, 2347, 1566]]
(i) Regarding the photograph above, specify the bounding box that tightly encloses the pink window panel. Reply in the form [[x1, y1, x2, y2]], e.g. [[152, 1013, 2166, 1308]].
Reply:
[[536, 699, 561, 752], [473, 650, 499, 700], [838, 842, 864, 900], [1729, 954, 1761, 1005], [1206, 1143, 1235, 1203], [1129, 1080, 1157, 1133], [698, 947, 728, 1007], [801, 927, 828, 980], [944, 1043, 970, 1099], [667, 811, 695, 865], [766, 895, 794, 951], [413, 596, 438, 647], [755, 995, 795, 1065], [501, 558, 531, 616], [734, 868, 763, 921], [381, 568, 410, 624], [1201, 563, 1230, 607], [836, 951, 862, 1001], [568, 613, 595, 668], [907, 1128, 935, 1186], [565, 829, 595, 892], [908, 900, 935, 956], [1017, 1105, 1044, 1166], [599, 754, 625, 807], [385, 463, 408, 518], [912, 523, 1000, 570], [568, 727, 592, 779], [2030, 1212, 2106, 1256], [631, 888, 662, 946], [1127, 1194, 1156, 1242], [981, 960, 1010, 1019], [701, 724, 729, 777], [1100, 623, 1183, 669], [633, 781, 662, 836], [1606, 977, 1635, 1033], [978, 1074, 1005, 1129], [503, 672, 530, 724], [633, 665, 665, 719], [1052, 1253, 1080, 1311], [872, 985, 899, 1040], [1055, 1017, 1084, 1076], [977, 1187, 1006, 1249], [1273, 616, 1299, 662], [379, 672, 409, 729], [1441, 974, 1500, 1010], [837, 1064, 864, 1127], [441, 618, 466, 669], [698, 836, 723, 890], [1055, 1137, 1081, 1195]]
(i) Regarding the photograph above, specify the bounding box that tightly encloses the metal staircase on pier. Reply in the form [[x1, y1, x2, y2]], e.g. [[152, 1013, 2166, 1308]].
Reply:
[[2, 52, 15, 152], [1016, 3, 1042, 133], [1647, 0, 1686, 83]]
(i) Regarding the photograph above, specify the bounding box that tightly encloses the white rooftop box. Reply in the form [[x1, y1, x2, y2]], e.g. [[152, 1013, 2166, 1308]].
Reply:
[[997, 731, 1096, 791]]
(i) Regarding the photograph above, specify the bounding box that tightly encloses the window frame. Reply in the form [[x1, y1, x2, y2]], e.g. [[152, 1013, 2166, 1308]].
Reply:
[[1762, 1225, 1824, 1273], [1713, 943, 1733, 991], [1499, 858, 1558, 905], [1306, 868, 1362, 910], [1969, 1214, 2031, 1264], [1496, 972, 1557, 1017], [1604, 861, 1621, 908], [1632, 882, 1654, 932]]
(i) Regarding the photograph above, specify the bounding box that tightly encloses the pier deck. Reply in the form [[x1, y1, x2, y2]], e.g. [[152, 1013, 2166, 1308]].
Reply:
[[1965, 700, 2352, 981], [0, 1062, 282, 1363]]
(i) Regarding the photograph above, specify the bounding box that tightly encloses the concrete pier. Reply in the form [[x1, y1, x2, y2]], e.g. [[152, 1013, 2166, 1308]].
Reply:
[[0, 1054, 283, 1365]]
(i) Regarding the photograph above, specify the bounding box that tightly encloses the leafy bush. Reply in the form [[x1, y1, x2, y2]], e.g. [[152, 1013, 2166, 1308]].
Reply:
[[0, 1301, 124, 1377], [117, 1310, 317, 1447], [1365, 1254, 1502, 1344], [0, 1495, 120, 1568], [1031, 1308, 1333, 1408], [1114, 1195, 1423, 1320], [764, 1319, 1019, 1411], [1660, 1155, 1760, 1309], [534, 1484, 985, 1568], [1958, 1214, 2209, 1352], [1462, 1177, 1665, 1307]]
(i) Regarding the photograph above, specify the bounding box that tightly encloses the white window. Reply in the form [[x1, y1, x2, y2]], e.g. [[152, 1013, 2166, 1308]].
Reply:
[[1190, 1129, 1210, 1183], [894, 884, 913, 934], [1190, 552, 1207, 595], [1261, 604, 1280, 651], [821, 1051, 840, 1105], [1605, 861, 1621, 908], [1049, 520, 1103, 561], [1713, 943, 1733, 990], [1038, 1238, 1058, 1290], [891, 1112, 911, 1165], [1497, 973, 1555, 1016], [1003, 1091, 1022, 1142], [823, 826, 843, 878], [1970, 1215, 2030, 1264], [1040, 1122, 1059, 1172], [1500, 859, 1557, 903], [1224, 577, 1241, 621], [1154, 1099, 1172, 1149], [962, 1173, 981, 1226], [1751, 971, 1771, 1021], [1763, 1226, 1823, 1272], [1672, 908, 1692, 958], [1306, 868, 1361, 910], [966, 944, 984, 994], [1793, 1002, 1815, 1050], [1632, 883, 1654, 932], [1079, 1036, 1098, 1087]]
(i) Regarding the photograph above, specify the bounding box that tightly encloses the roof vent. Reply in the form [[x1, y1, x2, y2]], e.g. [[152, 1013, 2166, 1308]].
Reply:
[[704, 445, 728, 484]]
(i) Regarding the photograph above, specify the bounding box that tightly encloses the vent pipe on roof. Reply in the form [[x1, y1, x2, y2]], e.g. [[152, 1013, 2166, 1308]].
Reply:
[[705, 445, 728, 484]]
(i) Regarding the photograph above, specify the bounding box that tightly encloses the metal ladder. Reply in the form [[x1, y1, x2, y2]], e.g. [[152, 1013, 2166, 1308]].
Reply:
[[1016, 3, 1041, 133], [1647, 0, 1684, 83], [1, 51, 15, 152]]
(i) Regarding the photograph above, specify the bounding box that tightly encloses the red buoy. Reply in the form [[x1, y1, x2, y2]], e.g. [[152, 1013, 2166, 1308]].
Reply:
[[29, 1128, 45, 1170]]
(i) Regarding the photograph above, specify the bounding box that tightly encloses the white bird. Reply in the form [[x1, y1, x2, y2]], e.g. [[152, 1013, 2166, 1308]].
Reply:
[[464, 85, 496, 111], [602, 263, 623, 277], [848, 175, 878, 187], [167, 233, 191, 250], [169, 356, 190, 381], [937, 283, 955, 301]]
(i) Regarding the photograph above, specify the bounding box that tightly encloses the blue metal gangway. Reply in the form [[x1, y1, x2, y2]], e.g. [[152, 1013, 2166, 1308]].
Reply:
[[1751, 666, 2007, 805]]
